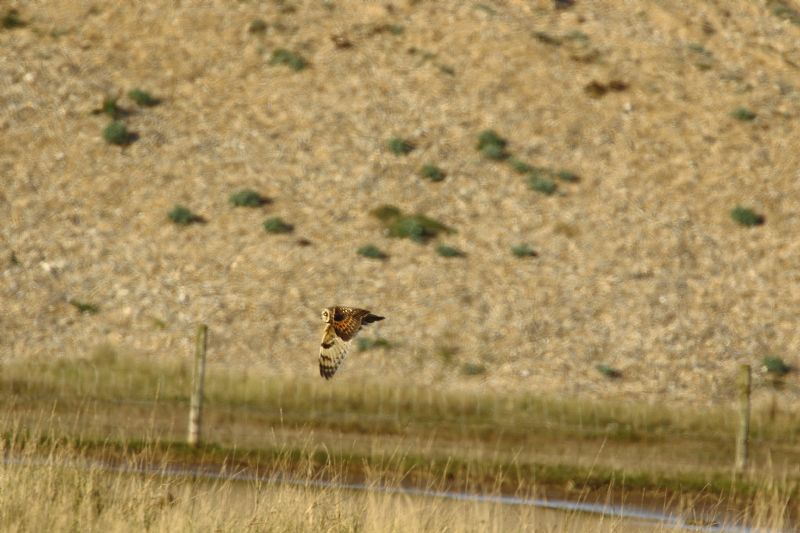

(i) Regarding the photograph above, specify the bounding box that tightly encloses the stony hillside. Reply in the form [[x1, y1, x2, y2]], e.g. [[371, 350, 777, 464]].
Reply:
[[3, 0, 800, 403]]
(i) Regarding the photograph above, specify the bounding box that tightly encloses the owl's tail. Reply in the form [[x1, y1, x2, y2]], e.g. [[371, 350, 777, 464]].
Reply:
[[363, 314, 385, 325]]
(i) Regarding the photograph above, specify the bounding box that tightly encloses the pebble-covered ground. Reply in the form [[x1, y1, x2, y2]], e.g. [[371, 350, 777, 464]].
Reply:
[[3, 0, 800, 404]]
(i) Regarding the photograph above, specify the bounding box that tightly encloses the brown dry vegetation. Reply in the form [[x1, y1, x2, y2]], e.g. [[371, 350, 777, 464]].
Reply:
[[3, 2, 800, 403]]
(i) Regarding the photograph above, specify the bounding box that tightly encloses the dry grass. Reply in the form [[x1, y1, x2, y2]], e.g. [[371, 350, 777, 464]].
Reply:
[[2, 350, 800, 501], [1, 427, 796, 533]]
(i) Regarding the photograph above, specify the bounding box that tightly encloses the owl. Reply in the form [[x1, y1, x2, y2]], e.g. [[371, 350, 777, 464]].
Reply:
[[319, 306, 385, 379]]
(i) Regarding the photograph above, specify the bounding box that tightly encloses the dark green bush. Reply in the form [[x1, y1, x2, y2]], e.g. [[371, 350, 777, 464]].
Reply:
[[388, 137, 415, 155], [270, 49, 308, 71], [168, 205, 202, 225], [128, 88, 160, 107], [357, 245, 388, 260], [263, 217, 294, 234], [420, 164, 445, 182], [436, 244, 465, 258], [230, 189, 268, 207], [730, 206, 764, 227], [511, 244, 537, 258], [103, 121, 134, 146]]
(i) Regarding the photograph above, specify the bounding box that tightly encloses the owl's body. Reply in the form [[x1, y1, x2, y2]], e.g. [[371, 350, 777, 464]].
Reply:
[[319, 306, 384, 379]]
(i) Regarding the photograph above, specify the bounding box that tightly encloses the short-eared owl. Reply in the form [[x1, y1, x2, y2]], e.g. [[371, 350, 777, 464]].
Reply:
[[319, 306, 385, 379]]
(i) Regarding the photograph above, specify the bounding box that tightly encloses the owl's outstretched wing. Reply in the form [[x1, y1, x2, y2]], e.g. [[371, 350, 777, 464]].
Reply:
[[319, 323, 351, 379], [332, 309, 385, 341]]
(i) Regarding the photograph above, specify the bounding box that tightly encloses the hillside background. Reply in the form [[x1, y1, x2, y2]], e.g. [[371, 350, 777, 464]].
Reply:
[[3, 0, 800, 404]]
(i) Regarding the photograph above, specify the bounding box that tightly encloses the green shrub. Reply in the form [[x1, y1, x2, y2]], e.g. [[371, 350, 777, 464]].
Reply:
[[533, 31, 562, 46], [248, 19, 268, 33], [511, 244, 537, 258], [370, 204, 403, 222], [263, 217, 294, 234], [93, 97, 125, 119], [436, 244, 464, 258], [371, 205, 451, 244], [731, 108, 756, 121], [2, 8, 24, 29], [528, 176, 558, 195], [68, 299, 99, 315], [477, 130, 509, 160], [769, 1, 800, 25], [168, 205, 202, 225], [388, 137, 415, 155], [596, 364, 621, 379], [229, 189, 267, 207], [762, 356, 790, 377], [357, 244, 388, 260], [730, 206, 764, 227], [556, 170, 580, 183], [103, 121, 134, 146], [509, 159, 534, 174], [128, 88, 160, 107], [387, 215, 449, 243], [269, 49, 308, 71], [420, 164, 445, 182]]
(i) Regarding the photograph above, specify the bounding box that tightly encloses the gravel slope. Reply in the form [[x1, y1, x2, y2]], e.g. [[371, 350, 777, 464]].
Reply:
[[3, 0, 800, 404]]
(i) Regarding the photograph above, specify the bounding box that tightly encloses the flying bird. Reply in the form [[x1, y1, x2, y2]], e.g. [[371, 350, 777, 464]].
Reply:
[[319, 306, 385, 379]]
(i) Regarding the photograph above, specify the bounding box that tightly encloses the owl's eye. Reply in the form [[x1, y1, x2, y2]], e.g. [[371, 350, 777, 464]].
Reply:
[[333, 310, 344, 321]]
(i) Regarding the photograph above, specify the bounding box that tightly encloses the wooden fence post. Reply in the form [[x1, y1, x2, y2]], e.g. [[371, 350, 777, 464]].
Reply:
[[735, 364, 751, 472], [187, 324, 208, 447]]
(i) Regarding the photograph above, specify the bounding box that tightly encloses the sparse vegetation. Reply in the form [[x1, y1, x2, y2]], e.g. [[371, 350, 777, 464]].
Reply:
[[248, 19, 268, 34], [436, 244, 465, 258], [556, 170, 580, 183], [477, 130, 509, 160], [357, 244, 388, 260], [127, 88, 160, 107], [730, 206, 765, 227], [263, 217, 294, 234], [511, 244, 537, 258], [762, 356, 790, 377], [389, 215, 449, 243], [229, 189, 268, 207], [596, 364, 622, 379], [168, 205, 202, 225], [584, 80, 628, 98], [269, 49, 308, 71], [528, 176, 558, 195], [370, 204, 402, 222], [370, 205, 451, 244], [509, 159, 534, 174], [688, 43, 714, 70], [731, 107, 757, 121], [420, 164, 446, 182], [102, 121, 134, 146], [93, 96, 126, 119], [769, 0, 800, 25], [533, 31, 562, 46], [68, 299, 99, 315], [387, 137, 415, 156], [1, 8, 24, 29]]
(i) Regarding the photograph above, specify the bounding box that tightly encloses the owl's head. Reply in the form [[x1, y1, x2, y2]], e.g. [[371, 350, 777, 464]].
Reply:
[[321, 308, 331, 323]]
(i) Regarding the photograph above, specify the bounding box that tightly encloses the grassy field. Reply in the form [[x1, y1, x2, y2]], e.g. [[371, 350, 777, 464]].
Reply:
[[1, 347, 799, 529], [1, 434, 696, 533]]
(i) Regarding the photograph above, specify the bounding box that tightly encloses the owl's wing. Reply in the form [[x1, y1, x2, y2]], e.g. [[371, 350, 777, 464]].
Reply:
[[319, 323, 351, 379], [332, 312, 367, 341]]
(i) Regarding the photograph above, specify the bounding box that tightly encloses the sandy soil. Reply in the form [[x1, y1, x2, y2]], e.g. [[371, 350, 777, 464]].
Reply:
[[3, 0, 800, 404]]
